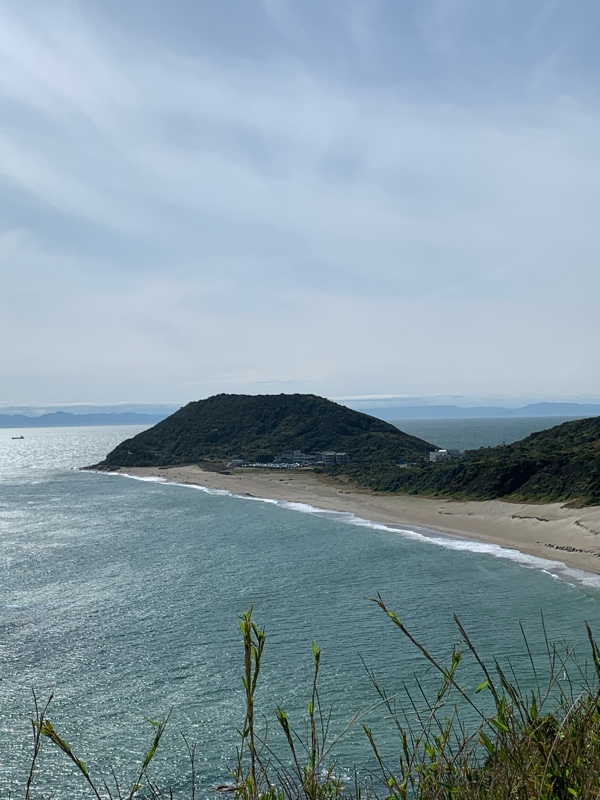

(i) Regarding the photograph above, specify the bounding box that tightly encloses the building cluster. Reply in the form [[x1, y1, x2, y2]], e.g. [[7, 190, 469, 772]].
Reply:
[[277, 450, 350, 466], [429, 448, 460, 462], [231, 448, 463, 469], [230, 450, 350, 468], [230, 447, 463, 469]]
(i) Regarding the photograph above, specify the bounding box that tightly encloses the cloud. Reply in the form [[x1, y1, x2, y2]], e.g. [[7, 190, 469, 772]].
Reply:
[[1, 0, 600, 402]]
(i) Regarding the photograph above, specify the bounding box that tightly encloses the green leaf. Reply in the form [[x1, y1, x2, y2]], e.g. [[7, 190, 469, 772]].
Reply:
[[490, 717, 509, 733], [479, 732, 495, 756]]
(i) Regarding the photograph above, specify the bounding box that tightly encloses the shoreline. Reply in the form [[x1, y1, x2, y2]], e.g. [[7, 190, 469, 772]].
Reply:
[[110, 465, 600, 577]]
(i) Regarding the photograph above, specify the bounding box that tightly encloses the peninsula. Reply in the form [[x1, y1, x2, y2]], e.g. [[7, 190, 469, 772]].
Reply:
[[89, 393, 600, 574]]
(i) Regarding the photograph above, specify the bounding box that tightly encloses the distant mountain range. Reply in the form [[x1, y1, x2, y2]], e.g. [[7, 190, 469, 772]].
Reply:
[[361, 403, 600, 420], [2, 401, 599, 429], [0, 411, 168, 429]]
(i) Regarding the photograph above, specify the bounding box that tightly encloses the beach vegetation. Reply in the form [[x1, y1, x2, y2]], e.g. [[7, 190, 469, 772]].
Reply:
[[16, 600, 600, 799]]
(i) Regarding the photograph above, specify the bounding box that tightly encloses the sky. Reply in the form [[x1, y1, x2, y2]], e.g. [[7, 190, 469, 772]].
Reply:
[[2, 0, 600, 408]]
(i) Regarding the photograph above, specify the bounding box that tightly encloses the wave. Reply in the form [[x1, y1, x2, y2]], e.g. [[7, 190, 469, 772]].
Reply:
[[109, 470, 600, 592]]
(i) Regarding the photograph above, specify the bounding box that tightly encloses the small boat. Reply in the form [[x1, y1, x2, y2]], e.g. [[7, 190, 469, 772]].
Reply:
[[11, 435, 24, 440]]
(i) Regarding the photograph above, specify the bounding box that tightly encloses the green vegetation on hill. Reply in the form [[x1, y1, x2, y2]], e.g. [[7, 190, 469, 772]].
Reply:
[[94, 393, 435, 469], [348, 415, 600, 505]]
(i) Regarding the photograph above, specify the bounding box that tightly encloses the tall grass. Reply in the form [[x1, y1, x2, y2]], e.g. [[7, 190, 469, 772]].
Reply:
[[17, 600, 600, 799]]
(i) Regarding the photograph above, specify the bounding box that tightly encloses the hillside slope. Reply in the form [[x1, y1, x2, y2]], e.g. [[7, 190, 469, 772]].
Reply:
[[352, 416, 600, 505], [93, 394, 435, 469]]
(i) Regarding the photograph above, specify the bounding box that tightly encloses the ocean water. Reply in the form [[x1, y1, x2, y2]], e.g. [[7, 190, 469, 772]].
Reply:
[[394, 415, 583, 451], [2, 423, 600, 797]]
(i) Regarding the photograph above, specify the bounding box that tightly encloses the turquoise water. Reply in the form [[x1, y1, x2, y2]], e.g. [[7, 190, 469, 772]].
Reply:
[[2, 424, 600, 797]]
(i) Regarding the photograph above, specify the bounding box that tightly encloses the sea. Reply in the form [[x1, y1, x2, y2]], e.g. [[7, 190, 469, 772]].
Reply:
[[2, 418, 600, 798]]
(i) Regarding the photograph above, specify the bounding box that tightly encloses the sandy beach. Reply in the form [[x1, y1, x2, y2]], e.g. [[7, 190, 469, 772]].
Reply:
[[116, 465, 600, 576]]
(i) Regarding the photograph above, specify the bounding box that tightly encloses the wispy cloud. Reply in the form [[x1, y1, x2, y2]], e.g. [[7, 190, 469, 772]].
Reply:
[[1, 0, 600, 402]]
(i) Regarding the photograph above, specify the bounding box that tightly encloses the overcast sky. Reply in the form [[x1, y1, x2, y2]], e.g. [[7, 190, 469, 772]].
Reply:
[[2, 0, 600, 407]]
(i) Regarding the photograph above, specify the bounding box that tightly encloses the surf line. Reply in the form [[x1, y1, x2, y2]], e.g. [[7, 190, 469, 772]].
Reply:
[[107, 469, 600, 592]]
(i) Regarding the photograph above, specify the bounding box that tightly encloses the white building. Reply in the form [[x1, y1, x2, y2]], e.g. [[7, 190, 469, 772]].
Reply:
[[429, 449, 460, 463]]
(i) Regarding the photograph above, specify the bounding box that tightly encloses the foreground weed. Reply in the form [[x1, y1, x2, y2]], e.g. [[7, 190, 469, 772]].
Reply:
[[25, 702, 172, 799], [225, 607, 351, 800], [365, 594, 600, 799], [18, 602, 600, 799]]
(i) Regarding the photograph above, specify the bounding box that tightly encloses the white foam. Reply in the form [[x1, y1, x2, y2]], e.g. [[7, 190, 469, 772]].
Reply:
[[542, 570, 562, 581], [279, 500, 335, 514], [184, 483, 234, 497], [87, 469, 168, 484], [123, 474, 168, 484]]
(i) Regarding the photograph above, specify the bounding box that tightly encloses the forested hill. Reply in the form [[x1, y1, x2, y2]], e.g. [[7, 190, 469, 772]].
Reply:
[[93, 393, 436, 469], [351, 416, 600, 505]]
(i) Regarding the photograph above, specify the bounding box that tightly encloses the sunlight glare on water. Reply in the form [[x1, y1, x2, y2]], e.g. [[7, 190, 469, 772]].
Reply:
[[2, 425, 600, 797]]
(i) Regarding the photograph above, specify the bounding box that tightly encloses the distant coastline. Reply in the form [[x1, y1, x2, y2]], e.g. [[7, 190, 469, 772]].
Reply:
[[106, 464, 600, 577], [0, 411, 165, 429], [3, 400, 599, 429], [353, 401, 600, 420]]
